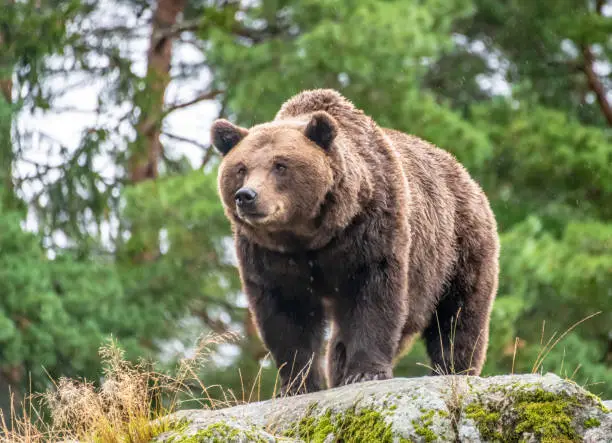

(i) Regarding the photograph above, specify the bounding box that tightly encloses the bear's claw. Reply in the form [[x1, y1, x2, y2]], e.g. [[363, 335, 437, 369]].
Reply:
[[342, 371, 390, 386]]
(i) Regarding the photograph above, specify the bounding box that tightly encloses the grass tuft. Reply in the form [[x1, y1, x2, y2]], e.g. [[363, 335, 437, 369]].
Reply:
[[0, 332, 243, 443]]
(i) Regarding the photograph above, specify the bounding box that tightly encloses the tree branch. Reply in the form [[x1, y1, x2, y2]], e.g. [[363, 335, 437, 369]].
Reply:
[[200, 145, 217, 169], [162, 131, 210, 151], [163, 89, 223, 117], [153, 13, 292, 48], [192, 309, 233, 336], [581, 45, 612, 126], [161, 131, 218, 169], [152, 17, 208, 45], [579, 0, 612, 126]]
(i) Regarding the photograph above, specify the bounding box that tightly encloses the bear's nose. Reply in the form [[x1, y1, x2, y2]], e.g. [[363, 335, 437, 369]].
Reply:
[[235, 187, 258, 207]]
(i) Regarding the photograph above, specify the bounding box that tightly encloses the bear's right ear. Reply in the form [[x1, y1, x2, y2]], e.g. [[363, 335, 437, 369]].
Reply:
[[304, 111, 337, 151], [211, 119, 249, 155]]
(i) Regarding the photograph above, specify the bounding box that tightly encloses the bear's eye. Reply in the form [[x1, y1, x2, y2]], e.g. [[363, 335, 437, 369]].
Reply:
[[237, 166, 247, 176], [274, 162, 287, 174]]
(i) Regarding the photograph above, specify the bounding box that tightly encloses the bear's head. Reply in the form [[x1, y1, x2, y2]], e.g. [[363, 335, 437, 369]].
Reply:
[[212, 111, 339, 241]]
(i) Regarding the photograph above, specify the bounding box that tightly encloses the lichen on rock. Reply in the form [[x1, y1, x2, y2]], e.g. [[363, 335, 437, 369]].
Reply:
[[165, 422, 276, 442], [412, 409, 438, 442], [283, 404, 403, 442], [464, 389, 580, 442], [155, 374, 612, 443], [459, 374, 611, 443]]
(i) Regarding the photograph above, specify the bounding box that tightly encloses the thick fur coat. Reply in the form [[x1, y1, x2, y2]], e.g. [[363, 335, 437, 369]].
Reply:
[[211, 89, 499, 395]]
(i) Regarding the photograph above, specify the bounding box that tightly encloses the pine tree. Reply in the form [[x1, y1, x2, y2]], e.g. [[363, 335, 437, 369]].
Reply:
[[1, 0, 610, 409]]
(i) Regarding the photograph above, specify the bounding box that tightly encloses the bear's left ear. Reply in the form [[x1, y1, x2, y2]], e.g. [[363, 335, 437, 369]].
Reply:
[[304, 111, 337, 151], [211, 119, 249, 155]]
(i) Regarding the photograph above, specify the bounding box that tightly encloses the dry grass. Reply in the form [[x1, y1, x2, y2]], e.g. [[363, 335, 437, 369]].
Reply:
[[0, 330, 318, 443], [529, 312, 601, 376], [416, 308, 481, 376], [0, 332, 254, 443], [412, 310, 604, 436], [416, 310, 602, 383]]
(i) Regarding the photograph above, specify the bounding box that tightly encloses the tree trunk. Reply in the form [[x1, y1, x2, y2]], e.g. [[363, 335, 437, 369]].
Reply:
[[0, 27, 18, 211], [0, 7, 24, 419], [582, 45, 612, 127], [126, 0, 186, 263], [583, 0, 612, 127]]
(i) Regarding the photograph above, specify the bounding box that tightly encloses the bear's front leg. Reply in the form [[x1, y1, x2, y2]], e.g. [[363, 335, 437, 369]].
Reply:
[[244, 279, 326, 396], [326, 256, 408, 387]]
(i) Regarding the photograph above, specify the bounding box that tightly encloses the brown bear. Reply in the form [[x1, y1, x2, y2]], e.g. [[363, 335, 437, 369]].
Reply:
[[211, 89, 499, 396]]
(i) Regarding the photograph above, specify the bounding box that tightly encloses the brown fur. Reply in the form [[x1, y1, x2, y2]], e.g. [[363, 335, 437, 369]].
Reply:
[[212, 89, 499, 395]]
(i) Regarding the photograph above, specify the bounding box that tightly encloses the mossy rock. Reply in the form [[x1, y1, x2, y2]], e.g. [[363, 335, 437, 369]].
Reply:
[[458, 373, 612, 443], [283, 406, 399, 442], [155, 374, 611, 443], [162, 421, 278, 442]]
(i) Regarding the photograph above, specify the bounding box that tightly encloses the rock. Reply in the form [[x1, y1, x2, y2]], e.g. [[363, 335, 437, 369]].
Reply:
[[156, 373, 612, 442], [457, 373, 611, 443]]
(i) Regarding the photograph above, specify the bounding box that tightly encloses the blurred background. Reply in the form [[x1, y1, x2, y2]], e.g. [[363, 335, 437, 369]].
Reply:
[[0, 0, 611, 417]]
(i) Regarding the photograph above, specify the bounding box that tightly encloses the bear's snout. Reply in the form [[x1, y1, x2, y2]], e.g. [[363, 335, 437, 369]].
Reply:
[[235, 187, 258, 209]]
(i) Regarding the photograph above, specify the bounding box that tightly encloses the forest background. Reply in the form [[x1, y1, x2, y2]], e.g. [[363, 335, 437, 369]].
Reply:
[[1, 0, 611, 418]]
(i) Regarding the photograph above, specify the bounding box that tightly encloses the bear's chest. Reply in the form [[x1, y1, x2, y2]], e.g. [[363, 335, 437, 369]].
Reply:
[[253, 248, 357, 297]]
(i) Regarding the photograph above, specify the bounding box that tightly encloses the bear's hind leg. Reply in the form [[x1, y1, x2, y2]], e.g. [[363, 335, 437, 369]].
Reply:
[[423, 243, 498, 376]]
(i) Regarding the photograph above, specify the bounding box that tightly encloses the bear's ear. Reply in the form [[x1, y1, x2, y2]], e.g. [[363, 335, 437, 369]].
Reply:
[[211, 119, 249, 155], [304, 111, 337, 151]]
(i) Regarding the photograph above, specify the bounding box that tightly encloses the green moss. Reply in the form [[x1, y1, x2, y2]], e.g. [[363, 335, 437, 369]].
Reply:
[[412, 424, 436, 442], [285, 406, 403, 443], [583, 417, 601, 429], [585, 391, 610, 413], [465, 403, 503, 441], [411, 410, 437, 443], [167, 422, 267, 443], [284, 410, 335, 442], [513, 396, 578, 443], [465, 389, 584, 443]]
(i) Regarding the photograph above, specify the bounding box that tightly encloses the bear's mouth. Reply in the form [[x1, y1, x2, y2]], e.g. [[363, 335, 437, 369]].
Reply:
[[237, 207, 281, 226], [237, 210, 269, 223]]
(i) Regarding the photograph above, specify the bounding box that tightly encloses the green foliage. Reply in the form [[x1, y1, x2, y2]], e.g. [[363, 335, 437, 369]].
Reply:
[[483, 218, 612, 392], [1, 0, 89, 107], [119, 168, 241, 327], [473, 100, 612, 224], [207, 0, 473, 123], [1, 0, 611, 412], [0, 204, 139, 391]]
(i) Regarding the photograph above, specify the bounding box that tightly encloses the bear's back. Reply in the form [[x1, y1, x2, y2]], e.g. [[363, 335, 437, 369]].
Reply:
[[383, 128, 495, 331]]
